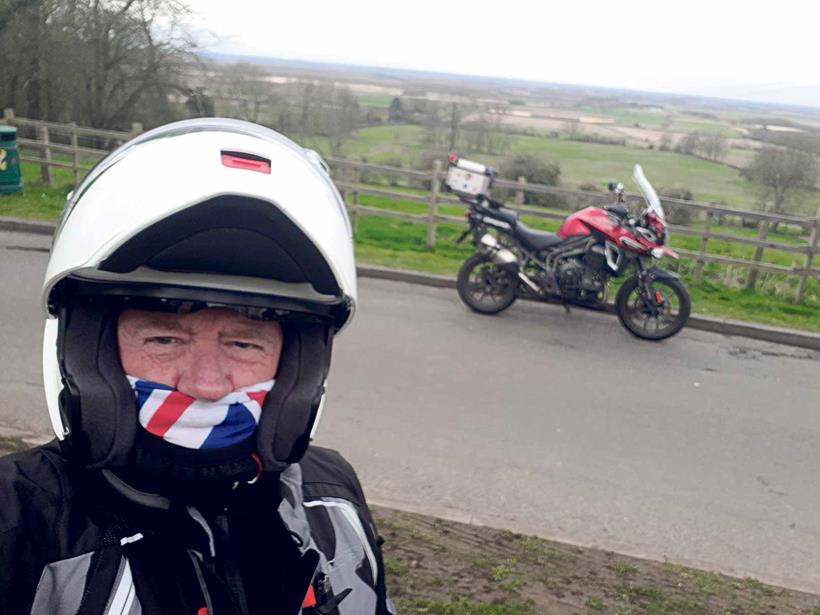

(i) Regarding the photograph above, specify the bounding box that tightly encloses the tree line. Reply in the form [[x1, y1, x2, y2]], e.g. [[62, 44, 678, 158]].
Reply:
[[0, 0, 196, 130], [0, 1, 815, 219]]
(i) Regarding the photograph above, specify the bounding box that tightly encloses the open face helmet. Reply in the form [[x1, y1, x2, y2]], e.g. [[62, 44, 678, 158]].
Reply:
[[41, 118, 356, 472]]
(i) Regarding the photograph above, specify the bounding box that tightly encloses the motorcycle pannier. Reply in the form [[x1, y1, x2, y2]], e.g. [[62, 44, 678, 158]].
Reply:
[[444, 155, 495, 197]]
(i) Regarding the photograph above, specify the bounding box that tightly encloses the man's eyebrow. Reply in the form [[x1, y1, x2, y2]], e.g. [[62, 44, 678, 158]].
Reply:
[[219, 326, 277, 341], [132, 318, 189, 333]]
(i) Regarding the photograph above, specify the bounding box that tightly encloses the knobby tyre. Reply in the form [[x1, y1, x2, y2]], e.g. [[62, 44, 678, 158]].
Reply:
[[456, 253, 517, 315], [615, 275, 691, 341]]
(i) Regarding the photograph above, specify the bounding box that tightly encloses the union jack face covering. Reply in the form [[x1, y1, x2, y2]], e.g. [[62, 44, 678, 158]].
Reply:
[[126, 376, 275, 449]]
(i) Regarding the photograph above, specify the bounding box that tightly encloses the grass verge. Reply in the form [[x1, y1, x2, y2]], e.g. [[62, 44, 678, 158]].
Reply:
[[373, 506, 820, 615]]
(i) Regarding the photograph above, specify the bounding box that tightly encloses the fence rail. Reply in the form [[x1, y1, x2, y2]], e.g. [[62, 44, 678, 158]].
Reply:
[[1, 111, 818, 302], [1, 108, 139, 185], [327, 156, 820, 303]]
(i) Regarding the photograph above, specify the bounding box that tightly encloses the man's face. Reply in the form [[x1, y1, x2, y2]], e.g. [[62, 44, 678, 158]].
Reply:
[[118, 308, 283, 401]]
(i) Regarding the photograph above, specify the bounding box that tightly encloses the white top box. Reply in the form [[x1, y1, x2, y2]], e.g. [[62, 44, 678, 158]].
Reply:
[[444, 155, 495, 197]]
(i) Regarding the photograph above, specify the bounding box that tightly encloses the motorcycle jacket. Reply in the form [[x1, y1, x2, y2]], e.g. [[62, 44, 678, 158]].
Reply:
[[0, 441, 394, 615]]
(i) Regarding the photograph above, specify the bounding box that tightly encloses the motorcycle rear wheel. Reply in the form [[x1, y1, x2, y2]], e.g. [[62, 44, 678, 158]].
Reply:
[[615, 275, 690, 341], [457, 253, 517, 314]]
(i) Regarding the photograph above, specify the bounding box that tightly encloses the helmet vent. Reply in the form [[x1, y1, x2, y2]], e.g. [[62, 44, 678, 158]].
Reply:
[[220, 150, 271, 174]]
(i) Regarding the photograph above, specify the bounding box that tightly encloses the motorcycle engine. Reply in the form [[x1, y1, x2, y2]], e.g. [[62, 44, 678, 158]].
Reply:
[[556, 257, 605, 297]]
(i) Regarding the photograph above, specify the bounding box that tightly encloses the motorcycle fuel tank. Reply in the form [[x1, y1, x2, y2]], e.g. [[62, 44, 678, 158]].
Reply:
[[558, 206, 617, 239]]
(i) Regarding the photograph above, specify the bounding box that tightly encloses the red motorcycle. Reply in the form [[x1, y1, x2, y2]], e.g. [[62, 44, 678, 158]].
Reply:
[[448, 156, 691, 340]]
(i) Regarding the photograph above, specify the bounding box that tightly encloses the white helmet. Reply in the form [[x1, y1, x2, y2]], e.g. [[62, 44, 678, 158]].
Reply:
[[41, 118, 356, 473]]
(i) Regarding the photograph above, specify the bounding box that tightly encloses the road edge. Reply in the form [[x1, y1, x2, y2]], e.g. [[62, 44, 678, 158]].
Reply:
[[357, 264, 820, 352]]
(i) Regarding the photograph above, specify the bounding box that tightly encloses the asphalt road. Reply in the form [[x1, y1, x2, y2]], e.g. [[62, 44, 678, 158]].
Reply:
[[2, 229, 820, 593]]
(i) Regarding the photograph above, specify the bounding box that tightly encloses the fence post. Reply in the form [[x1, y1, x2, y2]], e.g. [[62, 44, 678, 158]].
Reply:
[[426, 160, 441, 249], [796, 207, 820, 303], [38, 125, 53, 187], [350, 165, 360, 236], [515, 176, 527, 206], [1, 108, 13, 124], [336, 165, 347, 203], [745, 219, 769, 290], [70, 122, 80, 185], [693, 211, 713, 284]]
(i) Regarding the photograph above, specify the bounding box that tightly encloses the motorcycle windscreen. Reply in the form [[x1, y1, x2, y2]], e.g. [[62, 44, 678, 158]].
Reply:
[[633, 164, 664, 220]]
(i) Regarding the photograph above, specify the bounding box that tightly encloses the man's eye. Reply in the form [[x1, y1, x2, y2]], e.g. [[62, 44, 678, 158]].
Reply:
[[230, 341, 263, 350], [147, 336, 181, 346]]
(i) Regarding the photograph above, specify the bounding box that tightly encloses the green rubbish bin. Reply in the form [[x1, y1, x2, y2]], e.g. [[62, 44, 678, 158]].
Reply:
[[0, 125, 22, 194]]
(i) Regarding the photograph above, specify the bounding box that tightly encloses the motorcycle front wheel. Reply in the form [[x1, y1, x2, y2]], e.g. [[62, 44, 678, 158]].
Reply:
[[456, 253, 517, 314], [615, 275, 691, 341]]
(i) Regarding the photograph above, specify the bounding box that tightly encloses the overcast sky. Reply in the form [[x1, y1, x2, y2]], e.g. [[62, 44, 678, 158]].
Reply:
[[190, 0, 819, 107]]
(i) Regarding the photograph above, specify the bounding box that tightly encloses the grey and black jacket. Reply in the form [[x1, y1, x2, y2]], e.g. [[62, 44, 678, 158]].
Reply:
[[0, 441, 394, 615]]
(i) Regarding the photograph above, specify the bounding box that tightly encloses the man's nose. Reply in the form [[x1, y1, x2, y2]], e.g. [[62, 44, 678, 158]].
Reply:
[[176, 348, 233, 401]]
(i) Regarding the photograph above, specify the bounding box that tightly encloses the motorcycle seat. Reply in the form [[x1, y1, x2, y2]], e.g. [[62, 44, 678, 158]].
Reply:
[[513, 221, 563, 251], [484, 206, 519, 228]]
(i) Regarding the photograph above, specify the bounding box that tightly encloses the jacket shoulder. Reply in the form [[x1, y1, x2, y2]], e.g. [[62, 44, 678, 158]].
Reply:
[[299, 445, 366, 505], [0, 441, 68, 535], [0, 442, 76, 615]]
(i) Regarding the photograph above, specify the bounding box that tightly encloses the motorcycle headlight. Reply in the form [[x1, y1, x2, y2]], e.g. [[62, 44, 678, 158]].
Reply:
[[651, 248, 665, 259]]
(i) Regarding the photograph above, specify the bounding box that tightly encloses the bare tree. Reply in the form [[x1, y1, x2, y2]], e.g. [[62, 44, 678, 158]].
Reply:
[[675, 132, 702, 155], [422, 101, 443, 147], [0, 0, 65, 119], [211, 63, 274, 123], [298, 81, 318, 138], [485, 103, 510, 155], [0, 0, 38, 33], [322, 85, 360, 156], [742, 147, 818, 218], [0, 0, 195, 128], [72, 0, 195, 128], [465, 103, 509, 155], [447, 102, 466, 152], [388, 97, 403, 122], [701, 133, 728, 161]]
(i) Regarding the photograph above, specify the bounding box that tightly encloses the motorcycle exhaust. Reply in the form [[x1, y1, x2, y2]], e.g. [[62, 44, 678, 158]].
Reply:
[[516, 271, 541, 294], [478, 233, 517, 270], [477, 234, 542, 294]]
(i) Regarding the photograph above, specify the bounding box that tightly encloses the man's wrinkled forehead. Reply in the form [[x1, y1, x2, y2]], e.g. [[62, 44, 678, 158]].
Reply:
[[119, 308, 282, 340]]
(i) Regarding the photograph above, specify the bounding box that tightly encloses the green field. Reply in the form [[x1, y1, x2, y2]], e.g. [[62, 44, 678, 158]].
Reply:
[[357, 93, 395, 108], [334, 124, 820, 215]]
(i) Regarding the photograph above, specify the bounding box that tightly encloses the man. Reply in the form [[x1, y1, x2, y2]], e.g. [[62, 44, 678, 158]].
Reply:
[[0, 119, 394, 614]]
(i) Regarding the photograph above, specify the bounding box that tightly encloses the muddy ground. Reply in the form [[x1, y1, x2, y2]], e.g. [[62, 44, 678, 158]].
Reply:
[[373, 506, 820, 614], [2, 438, 818, 614]]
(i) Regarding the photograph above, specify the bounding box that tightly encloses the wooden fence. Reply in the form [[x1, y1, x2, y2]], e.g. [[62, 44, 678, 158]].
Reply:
[[1, 108, 140, 186], [329, 157, 820, 303], [2, 110, 818, 302]]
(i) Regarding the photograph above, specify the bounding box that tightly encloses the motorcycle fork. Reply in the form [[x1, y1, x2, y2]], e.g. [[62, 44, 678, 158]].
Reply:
[[635, 259, 661, 316]]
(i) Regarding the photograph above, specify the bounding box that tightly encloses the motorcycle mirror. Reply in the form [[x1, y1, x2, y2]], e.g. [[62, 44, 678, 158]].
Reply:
[[608, 181, 624, 194]]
